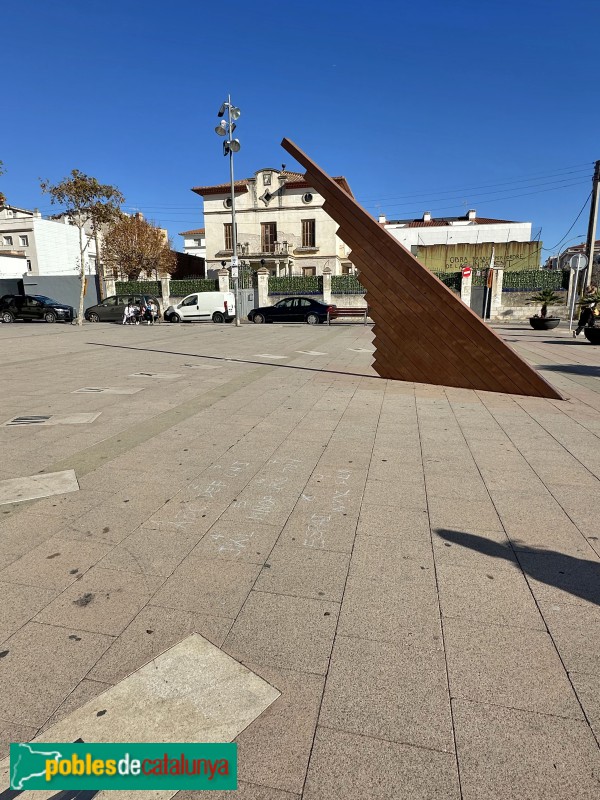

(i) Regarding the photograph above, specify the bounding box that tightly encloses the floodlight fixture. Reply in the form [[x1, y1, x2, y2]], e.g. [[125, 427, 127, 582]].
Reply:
[[228, 139, 241, 153], [217, 103, 226, 118], [215, 120, 227, 136], [230, 106, 241, 121]]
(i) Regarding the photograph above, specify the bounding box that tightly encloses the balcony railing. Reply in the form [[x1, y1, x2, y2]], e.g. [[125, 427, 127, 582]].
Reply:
[[237, 241, 289, 257]]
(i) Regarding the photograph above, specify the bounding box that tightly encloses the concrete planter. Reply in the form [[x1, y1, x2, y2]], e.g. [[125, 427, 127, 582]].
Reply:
[[583, 327, 600, 344], [529, 317, 560, 331]]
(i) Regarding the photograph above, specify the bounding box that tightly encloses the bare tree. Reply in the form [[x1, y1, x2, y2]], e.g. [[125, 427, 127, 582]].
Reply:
[[40, 170, 124, 326], [102, 213, 177, 281]]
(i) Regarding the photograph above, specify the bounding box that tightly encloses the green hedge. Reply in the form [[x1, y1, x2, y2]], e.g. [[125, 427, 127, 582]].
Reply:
[[115, 281, 160, 296], [433, 272, 462, 290], [268, 276, 322, 295], [502, 270, 569, 291], [169, 279, 218, 295], [331, 275, 365, 294]]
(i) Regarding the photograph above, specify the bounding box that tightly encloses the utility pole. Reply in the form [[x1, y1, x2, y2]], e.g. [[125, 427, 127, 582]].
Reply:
[[584, 159, 600, 288]]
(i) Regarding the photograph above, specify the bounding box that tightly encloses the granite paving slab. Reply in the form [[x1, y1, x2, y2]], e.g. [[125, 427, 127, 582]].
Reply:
[[444, 618, 583, 719], [0, 621, 114, 727], [453, 699, 600, 800], [319, 633, 453, 752], [224, 591, 338, 674], [302, 727, 460, 800]]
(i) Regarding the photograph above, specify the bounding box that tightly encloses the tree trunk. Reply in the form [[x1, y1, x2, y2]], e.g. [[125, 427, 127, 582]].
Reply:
[[94, 226, 104, 300], [77, 221, 86, 327]]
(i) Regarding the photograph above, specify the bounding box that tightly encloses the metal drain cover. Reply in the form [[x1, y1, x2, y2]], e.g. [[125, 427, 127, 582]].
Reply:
[[3, 413, 100, 427], [6, 415, 51, 426], [73, 387, 143, 394]]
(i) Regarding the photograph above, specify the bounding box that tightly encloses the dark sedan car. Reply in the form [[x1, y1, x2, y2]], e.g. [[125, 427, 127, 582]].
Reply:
[[85, 294, 161, 322], [248, 297, 336, 325], [0, 294, 75, 323]]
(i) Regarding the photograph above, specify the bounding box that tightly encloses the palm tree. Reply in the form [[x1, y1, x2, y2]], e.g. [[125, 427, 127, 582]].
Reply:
[[527, 289, 562, 318]]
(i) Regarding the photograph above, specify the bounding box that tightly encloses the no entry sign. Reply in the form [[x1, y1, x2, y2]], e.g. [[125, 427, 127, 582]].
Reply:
[[462, 266, 472, 278]]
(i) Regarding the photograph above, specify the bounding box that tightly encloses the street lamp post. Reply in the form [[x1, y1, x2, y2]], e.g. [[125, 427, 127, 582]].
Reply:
[[555, 235, 586, 272], [215, 96, 242, 327], [555, 235, 586, 331]]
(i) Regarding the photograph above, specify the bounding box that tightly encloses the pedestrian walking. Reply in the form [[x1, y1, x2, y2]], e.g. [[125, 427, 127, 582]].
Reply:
[[574, 303, 595, 337], [144, 298, 154, 325]]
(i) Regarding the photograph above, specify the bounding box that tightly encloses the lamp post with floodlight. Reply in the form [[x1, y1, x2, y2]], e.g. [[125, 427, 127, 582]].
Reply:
[[215, 96, 242, 326]]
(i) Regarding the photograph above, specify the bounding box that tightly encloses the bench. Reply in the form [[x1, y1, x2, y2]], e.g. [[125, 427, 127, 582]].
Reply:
[[327, 307, 369, 325]]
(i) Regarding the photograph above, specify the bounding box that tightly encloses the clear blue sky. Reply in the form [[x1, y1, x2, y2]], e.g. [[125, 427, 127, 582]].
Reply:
[[2, 0, 599, 256]]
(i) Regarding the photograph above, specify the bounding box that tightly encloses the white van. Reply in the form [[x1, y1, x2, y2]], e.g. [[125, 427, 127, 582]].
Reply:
[[164, 292, 236, 324]]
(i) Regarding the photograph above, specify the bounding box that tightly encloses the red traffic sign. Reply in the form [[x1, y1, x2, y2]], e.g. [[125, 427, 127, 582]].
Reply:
[[462, 266, 472, 278]]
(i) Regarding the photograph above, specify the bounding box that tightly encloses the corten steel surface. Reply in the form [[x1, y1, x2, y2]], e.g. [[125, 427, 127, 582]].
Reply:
[[281, 137, 563, 399]]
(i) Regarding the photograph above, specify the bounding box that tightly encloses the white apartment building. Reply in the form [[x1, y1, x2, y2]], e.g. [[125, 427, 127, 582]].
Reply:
[[382, 209, 532, 251], [179, 227, 206, 260], [0, 204, 100, 278], [193, 168, 355, 277]]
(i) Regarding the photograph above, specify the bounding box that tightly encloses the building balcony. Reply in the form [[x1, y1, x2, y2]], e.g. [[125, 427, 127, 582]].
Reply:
[[294, 245, 320, 254], [237, 241, 290, 257]]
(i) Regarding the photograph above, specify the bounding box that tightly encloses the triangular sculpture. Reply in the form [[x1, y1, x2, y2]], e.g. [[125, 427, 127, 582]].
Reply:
[[282, 138, 563, 399]]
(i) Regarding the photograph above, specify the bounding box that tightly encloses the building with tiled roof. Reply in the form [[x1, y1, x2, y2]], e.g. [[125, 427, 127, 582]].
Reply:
[[381, 209, 532, 248], [178, 227, 206, 260], [192, 167, 355, 278], [378, 209, 540, 271]]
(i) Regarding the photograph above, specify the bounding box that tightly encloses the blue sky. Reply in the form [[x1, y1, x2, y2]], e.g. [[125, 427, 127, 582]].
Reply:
[[2, 0, 598, 256]]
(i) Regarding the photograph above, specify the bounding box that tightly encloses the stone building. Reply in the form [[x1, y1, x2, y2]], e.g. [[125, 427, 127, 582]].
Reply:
[[192, 168, 355, 277]]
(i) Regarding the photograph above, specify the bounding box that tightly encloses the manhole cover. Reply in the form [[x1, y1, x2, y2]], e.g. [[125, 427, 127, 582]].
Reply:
[[73, 387, 143, 395]]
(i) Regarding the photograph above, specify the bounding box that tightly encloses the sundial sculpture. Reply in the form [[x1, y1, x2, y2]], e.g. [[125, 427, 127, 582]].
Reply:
[[282, 138, 562, 399]]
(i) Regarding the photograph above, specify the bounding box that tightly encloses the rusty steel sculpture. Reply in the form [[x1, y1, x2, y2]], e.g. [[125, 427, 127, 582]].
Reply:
[[281, 138, 563, 400]]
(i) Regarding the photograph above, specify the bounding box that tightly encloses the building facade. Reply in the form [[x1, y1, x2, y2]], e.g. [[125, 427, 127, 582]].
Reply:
[[193, 168, 355, 277], [382, 209, 533, 250], [179, 228, 206, 260], [0, 204, 99, 278]]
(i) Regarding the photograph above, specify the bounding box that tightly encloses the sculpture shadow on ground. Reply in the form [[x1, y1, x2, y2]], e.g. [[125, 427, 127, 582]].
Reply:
[[86, 341, 376, 380], [434, 528, 600, 607], [538, 364, 600, 378]]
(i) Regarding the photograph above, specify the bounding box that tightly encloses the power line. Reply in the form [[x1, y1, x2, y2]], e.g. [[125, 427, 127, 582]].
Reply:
[[370, 175, 591, 212], [357, 162, 592, 204], [541, 191, 592, 252], [386, 180, 589, 219]]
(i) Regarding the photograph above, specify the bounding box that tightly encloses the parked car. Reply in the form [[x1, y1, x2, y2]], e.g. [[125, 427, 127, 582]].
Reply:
[[164, 292, 236, 323], [248, 297, 336, 324], [0, 294, 76, 323], [85, 295, 161, 323]]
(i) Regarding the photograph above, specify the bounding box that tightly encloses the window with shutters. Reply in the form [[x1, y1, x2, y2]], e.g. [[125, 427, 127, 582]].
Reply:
[[302, 219, 316, 248], [224, 223, 233, 251], [261, 222, 277, 253]]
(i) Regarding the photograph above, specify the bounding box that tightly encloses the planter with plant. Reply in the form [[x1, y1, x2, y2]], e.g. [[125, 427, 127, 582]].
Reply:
[[579, 287, 600, 343], [527, 289, 563, 330]]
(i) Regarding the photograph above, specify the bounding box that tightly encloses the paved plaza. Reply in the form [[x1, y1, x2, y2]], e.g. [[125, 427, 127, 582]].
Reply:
[[0, 318, 599, 799]]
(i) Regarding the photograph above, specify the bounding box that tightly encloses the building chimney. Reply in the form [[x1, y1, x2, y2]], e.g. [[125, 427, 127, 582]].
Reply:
[[423, 211, 432, 222], [378, 214, 387, 224], [467, 209, 476, 221]]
